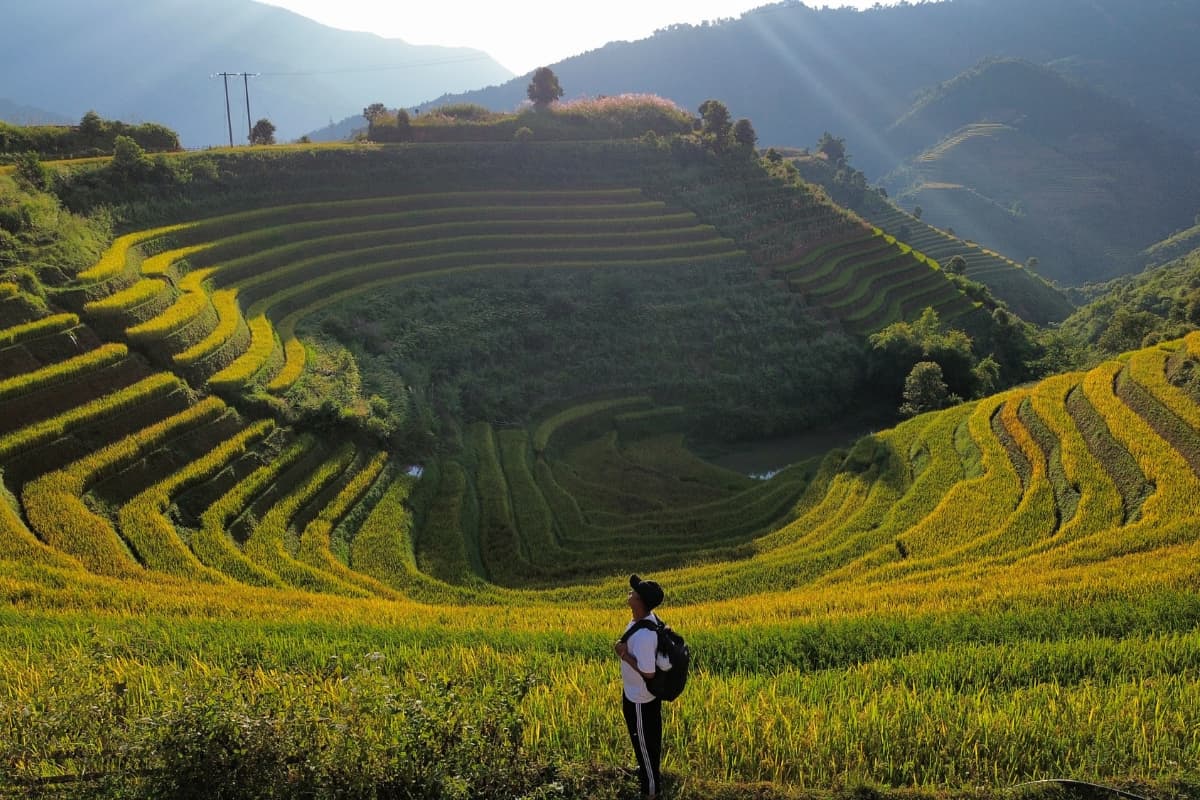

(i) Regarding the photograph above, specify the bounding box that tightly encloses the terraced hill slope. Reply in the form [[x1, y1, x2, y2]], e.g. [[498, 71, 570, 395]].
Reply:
[[4, 144, 1199, 797], [861, 199, 1074, 325], [885, 121, 1128, 282], [788, 149, 1074, 326], [882, 60, 1200, 285]]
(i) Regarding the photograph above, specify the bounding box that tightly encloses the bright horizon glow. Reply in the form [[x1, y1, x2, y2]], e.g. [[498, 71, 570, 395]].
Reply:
[[253, 1, 896, 76]]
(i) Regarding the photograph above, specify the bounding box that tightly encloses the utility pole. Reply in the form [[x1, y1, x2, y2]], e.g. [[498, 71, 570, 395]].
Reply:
[[212, 71, 259, 145], [240, 72, 259, 143], [213, 72, 236, 147]]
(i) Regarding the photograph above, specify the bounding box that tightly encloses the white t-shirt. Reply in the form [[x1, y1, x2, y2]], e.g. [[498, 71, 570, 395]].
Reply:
[[621, 613, 672, 703]]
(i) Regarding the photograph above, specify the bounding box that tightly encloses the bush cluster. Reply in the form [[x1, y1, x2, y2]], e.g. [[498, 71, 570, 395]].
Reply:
[[4, 654, 592, 800], [0, 111, 179, 161]]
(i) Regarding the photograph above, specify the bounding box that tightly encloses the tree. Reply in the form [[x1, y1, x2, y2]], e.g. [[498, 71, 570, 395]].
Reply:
[[816, 131, 846, 164], [1184, 288, 1200, 326], [362, 103, 388, 124], [111, 135, 149, 180], [1097, 309, 1159, 353], [79, 111, 105, 147], [946, 254, 967, 275], [12, 152, 49, 192], [869, 308, 981, 404], [393, 109, 411, 139], [913, 205, 923, 220], [899, 361, 953, 417], [732, 118, 757, 149], [972, 355, 1001, 397], [250, 118, 276, 145], [527, 67, 563, 107], [367, 109, 411, 142], [698, 100, 732, 143]]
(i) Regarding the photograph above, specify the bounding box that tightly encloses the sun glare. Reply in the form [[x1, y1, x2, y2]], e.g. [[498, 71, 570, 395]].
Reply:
[[254, 1, 893, 74]]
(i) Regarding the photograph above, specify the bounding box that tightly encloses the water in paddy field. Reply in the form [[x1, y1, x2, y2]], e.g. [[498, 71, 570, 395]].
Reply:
[[698, 415, 887, 478]]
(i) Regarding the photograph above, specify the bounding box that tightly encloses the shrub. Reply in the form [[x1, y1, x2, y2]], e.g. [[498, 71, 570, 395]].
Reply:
[[12, 151, 50, 192], [128, 666, 551, 800], [430, 103, 493, 121], [112, 135, 150, 178]]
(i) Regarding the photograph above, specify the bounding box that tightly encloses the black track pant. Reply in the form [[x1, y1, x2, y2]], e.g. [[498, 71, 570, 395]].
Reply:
[[622, 694, 663, 797]]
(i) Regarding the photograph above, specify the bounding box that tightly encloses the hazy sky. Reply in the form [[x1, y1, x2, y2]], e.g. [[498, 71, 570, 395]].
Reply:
[[255, 1, 891, 75]]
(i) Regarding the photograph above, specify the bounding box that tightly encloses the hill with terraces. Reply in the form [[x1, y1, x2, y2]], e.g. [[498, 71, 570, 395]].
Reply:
[[881, 59, 1200, 286], [4, 136, 1200, 797], [790, 148, 1075, 326]]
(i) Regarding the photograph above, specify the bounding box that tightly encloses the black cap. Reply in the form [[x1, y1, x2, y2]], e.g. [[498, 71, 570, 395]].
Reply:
[[630, 574, 664, 610]]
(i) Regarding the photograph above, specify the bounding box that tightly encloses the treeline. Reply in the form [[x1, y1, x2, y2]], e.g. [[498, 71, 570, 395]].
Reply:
[[0, 111, 179, 162]]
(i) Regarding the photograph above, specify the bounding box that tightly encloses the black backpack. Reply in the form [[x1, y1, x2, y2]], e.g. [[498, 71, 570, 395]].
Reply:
[[620, 618, 691, 702]]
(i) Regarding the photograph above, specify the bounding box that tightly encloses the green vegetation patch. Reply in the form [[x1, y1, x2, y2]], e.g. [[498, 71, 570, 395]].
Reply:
[[302, 260, 868, 449]]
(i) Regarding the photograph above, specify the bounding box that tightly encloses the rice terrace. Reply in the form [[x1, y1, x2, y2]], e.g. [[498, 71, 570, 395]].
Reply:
[[4, 10, 1200, 798]]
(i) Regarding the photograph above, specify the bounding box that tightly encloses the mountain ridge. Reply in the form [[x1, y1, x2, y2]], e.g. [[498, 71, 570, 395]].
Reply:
[[880, 59, 1200, 284], [2, 0, 512, 147], [421, 0, 1200, 179]]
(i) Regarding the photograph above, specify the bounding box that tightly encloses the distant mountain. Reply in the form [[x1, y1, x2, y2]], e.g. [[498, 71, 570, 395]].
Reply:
[[1, 0, 512, 147], [425, 0, 1200, 180], [880, 59, 1200, 285], [0, 99, 72, 126], [302, 115, 366, 143]]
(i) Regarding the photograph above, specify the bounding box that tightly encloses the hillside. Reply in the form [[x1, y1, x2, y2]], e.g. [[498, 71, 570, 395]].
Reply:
[[0, 98, 71, 126], [424, 0, 1200, 178], [881, 59, 1200, 285], [3, 136, 1200, 797], [1, 0, 512, 147], [790, 149, 1075, 325], [1059, 245, 1200, 354], [1144, 220, 1200, 270]]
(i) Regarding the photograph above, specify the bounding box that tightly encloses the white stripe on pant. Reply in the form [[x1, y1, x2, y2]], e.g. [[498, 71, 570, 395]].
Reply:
[[636, 702, 656, 797], [622, 694, 662, 797]]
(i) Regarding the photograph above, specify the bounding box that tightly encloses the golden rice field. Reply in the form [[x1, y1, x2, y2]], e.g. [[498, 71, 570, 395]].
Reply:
[[2, 176, 1200, 797]]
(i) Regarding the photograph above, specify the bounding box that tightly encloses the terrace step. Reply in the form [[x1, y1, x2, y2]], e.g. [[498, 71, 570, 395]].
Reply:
[[0, 325, 101, 379], [0, 381, 192, 488], [88, 409, 246, 507], [0, 354, 153, 436]]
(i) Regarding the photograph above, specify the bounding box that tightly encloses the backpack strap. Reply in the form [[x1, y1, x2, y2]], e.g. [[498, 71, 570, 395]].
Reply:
[[618, 618, 661, 644]]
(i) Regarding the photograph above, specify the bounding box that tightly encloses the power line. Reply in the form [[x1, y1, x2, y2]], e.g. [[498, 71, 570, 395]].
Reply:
[[211, 72, 259, 146], [256, 53, 496, 78], [207, 52, 501, 140]]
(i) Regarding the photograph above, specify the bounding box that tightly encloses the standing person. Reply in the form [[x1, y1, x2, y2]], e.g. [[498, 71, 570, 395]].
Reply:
[[615, 574, 667, 799]]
